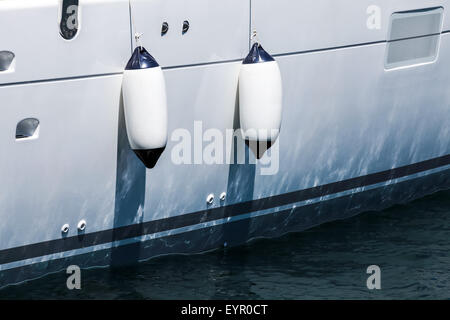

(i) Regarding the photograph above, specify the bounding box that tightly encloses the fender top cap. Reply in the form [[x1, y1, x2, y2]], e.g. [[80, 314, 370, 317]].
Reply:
[[126, 46, 160, 70], [243, 43, 275, 64]]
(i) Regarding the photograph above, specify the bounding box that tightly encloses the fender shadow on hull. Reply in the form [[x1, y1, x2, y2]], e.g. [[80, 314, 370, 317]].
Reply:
[[111, 93, 146, 268]]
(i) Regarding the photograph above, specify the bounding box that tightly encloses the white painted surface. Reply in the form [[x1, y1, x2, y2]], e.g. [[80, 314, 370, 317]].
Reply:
[[253, 0, 450, 55], [0, 75, 121, 249], [143, 62, 241, 220], [254, 36, 450, 200], [0, 0, 130, 84], [130, 0, 250, 67]]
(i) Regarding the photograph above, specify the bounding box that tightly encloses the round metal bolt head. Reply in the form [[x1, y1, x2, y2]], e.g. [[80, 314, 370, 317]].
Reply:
[[206, 194, 214, 205]]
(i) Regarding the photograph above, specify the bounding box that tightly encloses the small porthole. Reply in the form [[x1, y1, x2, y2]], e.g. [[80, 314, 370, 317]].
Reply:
[[59, 0, 79, 40], [16, 118, 40, 140], [182, 20, 190, 34], [0, 51, 15, 72], [161, 22, 169, 36]]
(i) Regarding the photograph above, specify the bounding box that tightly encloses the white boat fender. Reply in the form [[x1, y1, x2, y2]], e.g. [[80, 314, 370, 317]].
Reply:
[[239, 42, 282, 146], [122, 46, 168, 168]]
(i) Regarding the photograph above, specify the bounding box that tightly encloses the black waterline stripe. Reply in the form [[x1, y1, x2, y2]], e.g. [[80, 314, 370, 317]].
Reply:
[[1, 154, 450, 265]]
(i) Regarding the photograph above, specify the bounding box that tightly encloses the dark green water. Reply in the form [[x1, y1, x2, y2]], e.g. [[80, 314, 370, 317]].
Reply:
[[1, 190, 450, 299]]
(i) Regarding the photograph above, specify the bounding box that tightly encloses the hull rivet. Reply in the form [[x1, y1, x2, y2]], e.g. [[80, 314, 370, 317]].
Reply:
[[77, 220, 86, 232], [206, 194, 214, 205], [61, 224, 70, 235]]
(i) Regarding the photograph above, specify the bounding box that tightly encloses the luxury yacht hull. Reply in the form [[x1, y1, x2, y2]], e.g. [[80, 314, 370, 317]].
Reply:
[[1, 0, 450, 287]]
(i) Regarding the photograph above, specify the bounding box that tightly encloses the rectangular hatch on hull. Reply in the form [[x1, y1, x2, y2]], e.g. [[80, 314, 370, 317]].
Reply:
[[385, 7, 444, 70]]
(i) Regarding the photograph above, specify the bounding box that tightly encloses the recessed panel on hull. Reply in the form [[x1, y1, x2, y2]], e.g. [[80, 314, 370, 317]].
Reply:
[[385, 7, 444, 69], [0, 0, 130, 84], [0, 76, 122, 249], [130, 0, 250, 67]]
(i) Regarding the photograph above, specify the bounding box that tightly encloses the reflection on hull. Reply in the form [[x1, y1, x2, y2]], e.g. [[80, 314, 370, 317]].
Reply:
[[1, 166, 450, 287]]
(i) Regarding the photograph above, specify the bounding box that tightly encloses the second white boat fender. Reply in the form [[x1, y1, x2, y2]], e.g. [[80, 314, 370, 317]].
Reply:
[[122, 46, 168, 168], [239, 42, 282, 144]]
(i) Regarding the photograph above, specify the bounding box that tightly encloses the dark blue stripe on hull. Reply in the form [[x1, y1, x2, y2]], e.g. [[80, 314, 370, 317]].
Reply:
[[0, 154, 450, 266]]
